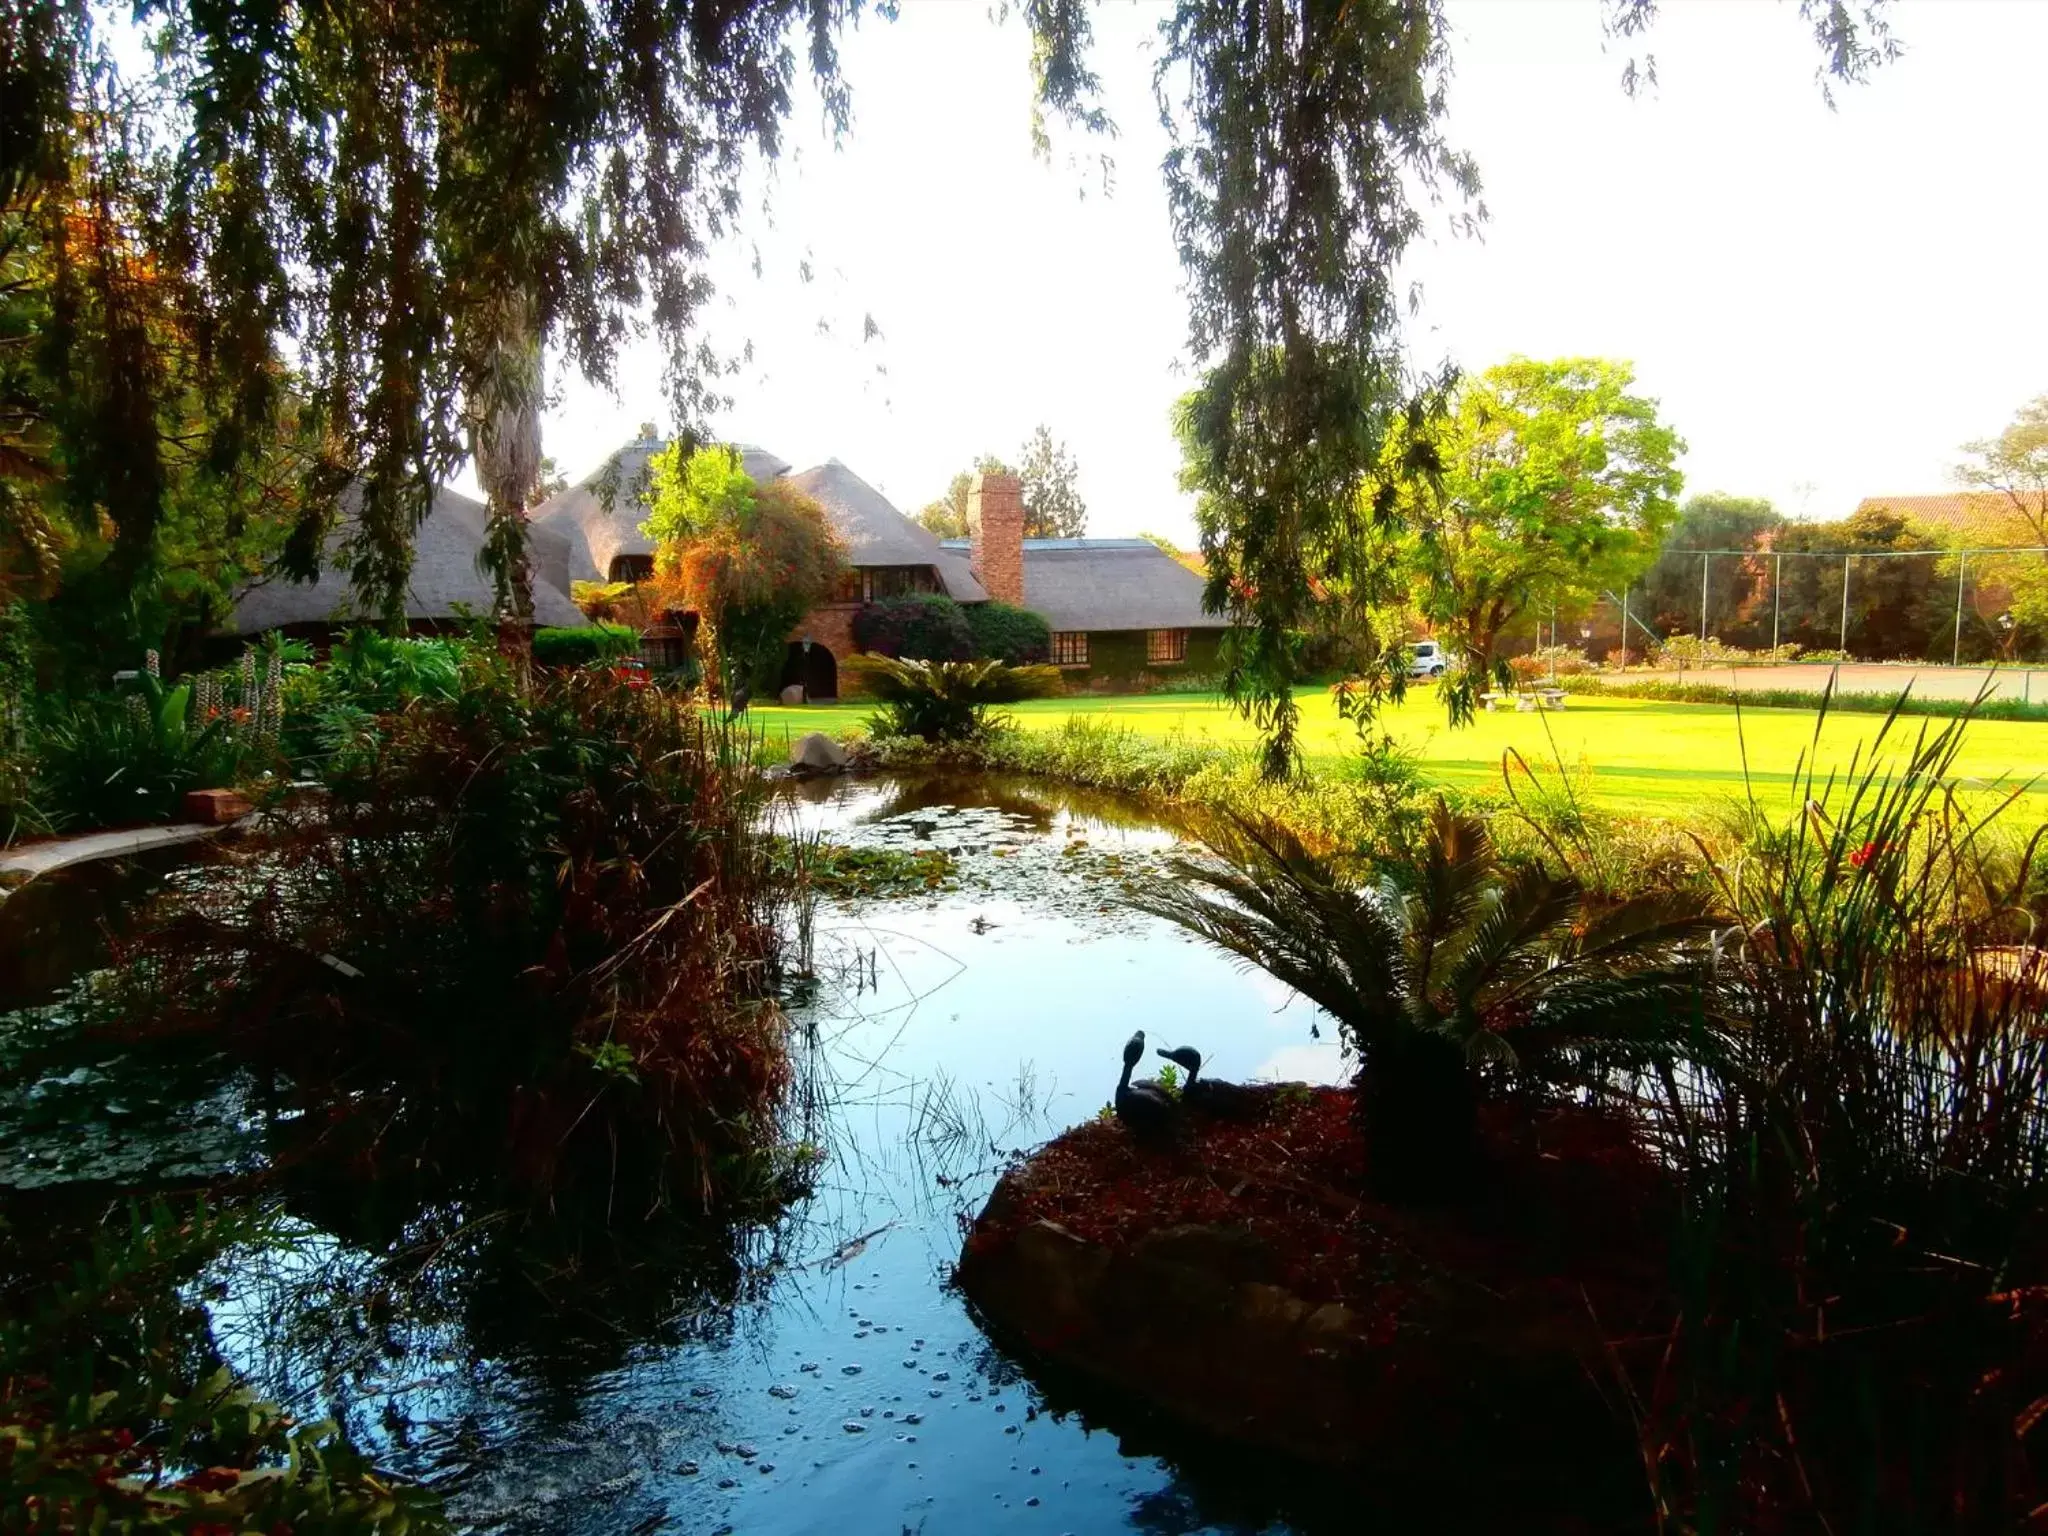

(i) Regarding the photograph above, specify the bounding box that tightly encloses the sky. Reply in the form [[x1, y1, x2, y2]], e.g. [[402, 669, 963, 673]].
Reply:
[[521, 0, 2048, 546]]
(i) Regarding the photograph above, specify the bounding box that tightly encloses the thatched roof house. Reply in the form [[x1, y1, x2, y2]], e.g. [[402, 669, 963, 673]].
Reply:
[[227, 484, 584, 636], [785, 460, 987, 602]]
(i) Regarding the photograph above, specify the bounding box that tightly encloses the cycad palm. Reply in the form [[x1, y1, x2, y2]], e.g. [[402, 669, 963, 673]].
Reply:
[[1131, 801, 1718, 1198]]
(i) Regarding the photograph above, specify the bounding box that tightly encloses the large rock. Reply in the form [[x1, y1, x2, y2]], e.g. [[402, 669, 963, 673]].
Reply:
[[788, 731, 850, 776], [779, 683, 806, 706]]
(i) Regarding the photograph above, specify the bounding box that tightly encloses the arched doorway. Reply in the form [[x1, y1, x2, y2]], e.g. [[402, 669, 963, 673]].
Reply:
[[778, 640, 837, 702]]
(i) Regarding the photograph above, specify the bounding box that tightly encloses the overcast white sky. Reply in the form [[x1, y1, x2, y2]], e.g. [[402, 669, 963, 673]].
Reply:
[[524, 0, 2048, 545]]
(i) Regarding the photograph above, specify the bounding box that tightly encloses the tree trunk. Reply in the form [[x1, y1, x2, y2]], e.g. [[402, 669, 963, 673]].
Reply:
[[1356, 1030, 1478, 1203], [468, 287, 542, 658]]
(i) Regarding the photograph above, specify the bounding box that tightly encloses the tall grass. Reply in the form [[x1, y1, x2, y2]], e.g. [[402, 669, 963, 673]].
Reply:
[[1626, 695, 2048, 1531], [104, 660, 805, 1221]]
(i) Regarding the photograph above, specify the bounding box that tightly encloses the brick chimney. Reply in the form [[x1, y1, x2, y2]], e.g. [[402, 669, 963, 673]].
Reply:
[[968, 471, 1026, 605]]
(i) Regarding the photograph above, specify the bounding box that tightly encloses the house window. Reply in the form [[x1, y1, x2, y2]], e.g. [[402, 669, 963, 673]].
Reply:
[[1052, 631, 1090, 666], [832, 570, 863, 604], [862, 567, 932, 601], [1146, 629, 1188, 664], [608, 554, 654, 584]]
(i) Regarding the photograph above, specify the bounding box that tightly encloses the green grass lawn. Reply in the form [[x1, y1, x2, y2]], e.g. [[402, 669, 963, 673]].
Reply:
[[749, 686, 2048, 819]]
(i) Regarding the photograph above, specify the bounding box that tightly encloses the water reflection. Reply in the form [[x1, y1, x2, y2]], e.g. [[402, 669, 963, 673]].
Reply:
[[5, 775, 1359, 1534]]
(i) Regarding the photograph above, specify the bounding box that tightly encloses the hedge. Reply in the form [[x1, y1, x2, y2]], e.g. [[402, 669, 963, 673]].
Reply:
[[532, 623, 638, 668], [964, 600, 1051, 665], [851, 594, 974, 661]]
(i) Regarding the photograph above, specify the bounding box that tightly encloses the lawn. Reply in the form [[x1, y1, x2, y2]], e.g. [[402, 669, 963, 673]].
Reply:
[[750, 686, 2048, 819]]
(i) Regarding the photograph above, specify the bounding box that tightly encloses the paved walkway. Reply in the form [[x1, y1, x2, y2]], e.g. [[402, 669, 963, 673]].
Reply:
[[0, 822, 223, 888], [1603, 662, 2048, 705]]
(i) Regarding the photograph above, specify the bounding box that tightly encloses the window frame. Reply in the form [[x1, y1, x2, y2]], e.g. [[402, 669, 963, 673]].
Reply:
[[1146, 628, 1188, 665], [1051, 631, 1090, 667]]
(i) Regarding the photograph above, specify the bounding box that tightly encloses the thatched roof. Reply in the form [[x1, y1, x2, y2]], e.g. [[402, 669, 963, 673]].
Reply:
[[787, 460, 988, 601], [941, 537, 1224, 633], [227, 485, 585, 634]]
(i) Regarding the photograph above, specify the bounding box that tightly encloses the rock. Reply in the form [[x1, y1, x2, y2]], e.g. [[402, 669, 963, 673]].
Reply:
[[181, 787, 253, 825], [780, 683, 806, 705], [788, 731, 850, 776]]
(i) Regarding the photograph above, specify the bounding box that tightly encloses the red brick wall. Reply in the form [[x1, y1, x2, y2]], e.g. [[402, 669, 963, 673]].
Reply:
[[969, 472, 1026, 605], [787, 603, 862, 698]]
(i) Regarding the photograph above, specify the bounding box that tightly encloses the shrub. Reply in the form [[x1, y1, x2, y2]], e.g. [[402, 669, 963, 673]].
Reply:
[[531, 622, 637, 669], [34, 670, 270, 830], [852, 593, 975, 662], [1129, 802, 1718, 1200], [109, 659, 800, 1216], [963, 600, 1051, 664], [843, 654, 1061, 741]]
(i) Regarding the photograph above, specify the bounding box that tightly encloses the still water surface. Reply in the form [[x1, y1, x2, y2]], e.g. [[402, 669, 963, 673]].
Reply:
[[2, 774, 1352, 1534]]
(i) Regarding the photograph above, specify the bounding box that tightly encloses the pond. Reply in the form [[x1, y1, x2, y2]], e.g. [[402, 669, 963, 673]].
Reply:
[[1, 773, 1363, 1534]]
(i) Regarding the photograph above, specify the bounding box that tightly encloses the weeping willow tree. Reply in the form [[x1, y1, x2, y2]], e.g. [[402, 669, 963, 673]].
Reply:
[[5, 0, 1896, 680]]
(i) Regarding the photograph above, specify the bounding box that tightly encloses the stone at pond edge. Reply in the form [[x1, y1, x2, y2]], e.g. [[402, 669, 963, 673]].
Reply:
[[954, 1172, 1612, 1473], [789, 732, 850, 776], [181, 787, 254, 824]]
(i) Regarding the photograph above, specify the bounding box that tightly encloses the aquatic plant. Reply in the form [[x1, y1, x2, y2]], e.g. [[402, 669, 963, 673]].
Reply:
[[845, 655, 1063, 743], [106, 659, 800, 1219], [1130, 800, 1719, 1199]]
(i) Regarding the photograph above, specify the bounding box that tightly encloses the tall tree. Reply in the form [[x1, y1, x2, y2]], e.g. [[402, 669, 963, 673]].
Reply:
[[916, 454, 1009, 539], [1636, 494, 1786, 646], [1015, 424, 1086, 538], [1383, 358, 1683, 720], [1954, 394, 2048, 638], [916, 471, 975, 539], [648, 443, 845, 695]]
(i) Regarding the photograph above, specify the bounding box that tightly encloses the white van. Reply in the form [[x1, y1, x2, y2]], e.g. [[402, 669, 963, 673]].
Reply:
[[1405, 640, 1448, 679]]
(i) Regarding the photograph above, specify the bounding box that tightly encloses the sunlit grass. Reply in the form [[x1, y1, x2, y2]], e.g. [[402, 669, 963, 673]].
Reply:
[[749, 684, 2048, 818]]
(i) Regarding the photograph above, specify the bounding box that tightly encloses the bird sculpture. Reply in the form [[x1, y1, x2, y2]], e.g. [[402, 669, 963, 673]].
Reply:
[[1114, 1029, 1178, 1140], [726, 682, 751, 721], [1156, 1044, 1266, 1120]]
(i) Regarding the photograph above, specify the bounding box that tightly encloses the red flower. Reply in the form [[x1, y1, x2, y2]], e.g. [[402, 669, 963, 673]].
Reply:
[[1849, 841, 1884, 869]]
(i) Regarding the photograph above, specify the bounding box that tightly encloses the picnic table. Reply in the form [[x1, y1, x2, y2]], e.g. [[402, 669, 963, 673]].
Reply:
[[1481, 688, 1569, 712]]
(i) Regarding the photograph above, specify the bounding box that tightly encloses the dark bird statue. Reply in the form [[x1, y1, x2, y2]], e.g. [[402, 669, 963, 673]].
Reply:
[[726, 683, 751, 720], [1114, 1029, 1178, 1140], [1156, 1045, 1267, 1120]]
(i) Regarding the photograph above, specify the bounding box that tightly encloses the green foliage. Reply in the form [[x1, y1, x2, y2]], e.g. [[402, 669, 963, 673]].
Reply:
[[642, 443, 757, 551], [1130, 800, 1717, 1197], [916, 470, 977, 539], [33, 674, 261, 829], [845, 655, 1063, 743], [773, 841, 957, 900], [0, 1199, 444, 1532], [1770, 505, 1951, 659], [531, 623, 638, 669], [852, 594, 975, 661], [964, 599, 1052, 664], [1384, 357, 1686, 723], [279, 631, 472, 764], [1564, 674, 2048, 723]]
